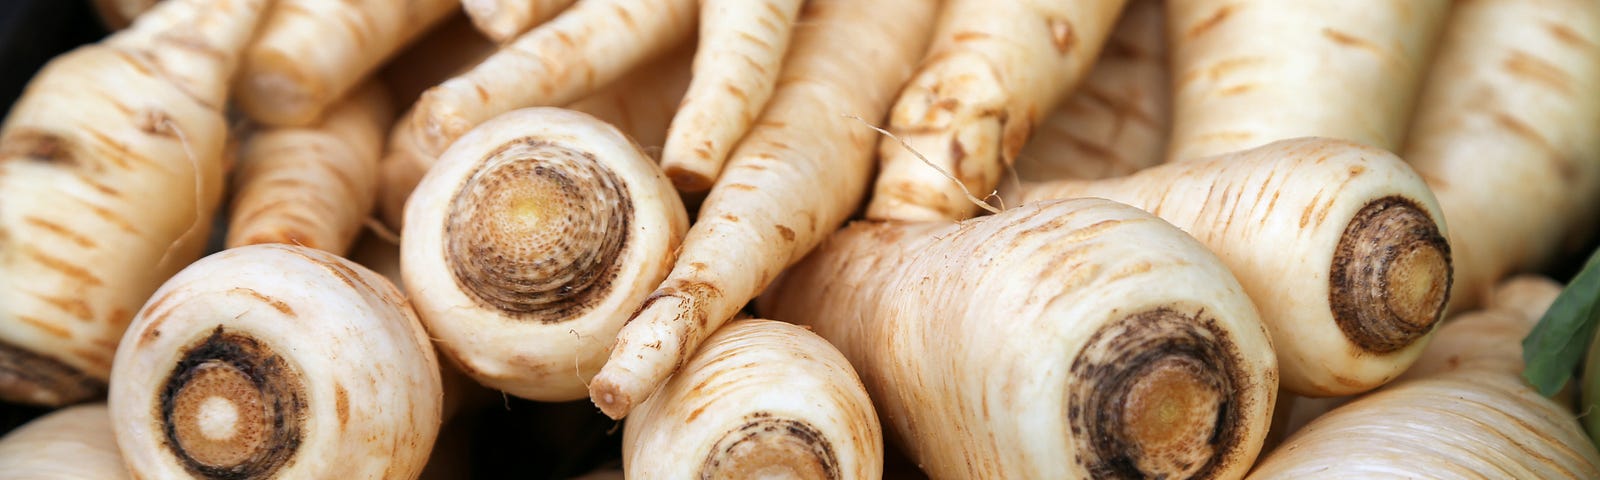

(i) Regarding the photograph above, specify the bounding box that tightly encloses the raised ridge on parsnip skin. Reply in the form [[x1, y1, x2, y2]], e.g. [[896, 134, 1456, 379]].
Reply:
[[1014, 0, 1170, 183], [403, 108, 688, 402], [0, 0, 268, 407], [1011, 138, 1451, 396], [1165, 0, 1449, 161], [866, 0, 1127, 222], [1402, 0, 1600, 313], [0, 404, 129, 480], [463, 0, 579, 43], [234, 0, 457, 127], [624, 320, 882, 480], [587, 0, 939, 421], [761, 199, 1278, 479], [109, 244, 443, 480]]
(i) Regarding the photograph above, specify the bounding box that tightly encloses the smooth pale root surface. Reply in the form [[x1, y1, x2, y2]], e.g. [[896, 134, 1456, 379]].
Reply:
[[0, 0, 265, 406], [1013, 138, 1450, 396], [235, 0, 456, 126], [463, 0, 578, 42], [402, 108, 687, 401], [866, 0, 1126, 222], [760, 199, 1277, 479], [1402, 0, 1600, 313], [588, 0, 938, 420], [0, 404, 129, 479], [1165, 0, 1449, 161], [108, 244, 442, 479], [623, 320, 882, 479], [1014, 0, 1169, 183]]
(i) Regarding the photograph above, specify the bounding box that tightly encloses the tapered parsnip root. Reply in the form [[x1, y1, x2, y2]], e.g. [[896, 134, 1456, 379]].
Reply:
[[463, 0, 578, 43], [402, 107, 687, 401], [0, 0, 267, 406], [660, 0, 803, 191], [227, 82, 394, 255], [1015, 0, 1169, 182], [92, 0, 159, 30], [1248, 278, 1597, 479], [1402, 0, 1600, 312], [235, 0, 457, 127], [1011, 138, 1451, 396], [588, 0, 938, 420], [0, 404, 128, 479], [1166, 0, 1450, 161], [865, 0, 1127, 221], [760, 199, 1277, 479], [623, 320, 882, 479], [109, 244, 442, 479]]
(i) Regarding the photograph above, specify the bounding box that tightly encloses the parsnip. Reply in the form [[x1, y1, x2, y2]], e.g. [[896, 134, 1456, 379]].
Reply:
[[235, 0, 457, 127], [1165, 0, 1450, 161], [0, 0, 267, 406], [588, 0, 937, 420], [1399, 276, 1559, 383], [623, 319, 882, 479], [109, 244, 443, 479], [0, 404, 128, 480], [1401, 0, 1600, 312], [760, 198, 1278, 479], [1011, 138, 1451, 396], [92, 0, 159, 30], [865, 0, 1127, 221], [402, 107, 687, 401], [659, 0, 803, 192], [463, 0, 578, 43], [1015, 0, 1169, 183], [226, 82, 394, 255]]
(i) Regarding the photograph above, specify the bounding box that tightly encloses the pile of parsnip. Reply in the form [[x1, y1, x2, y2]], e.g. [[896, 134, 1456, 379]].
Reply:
[[0, 0, 1598, 478]]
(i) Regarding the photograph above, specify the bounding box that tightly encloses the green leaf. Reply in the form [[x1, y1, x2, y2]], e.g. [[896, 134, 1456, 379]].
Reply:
[[1523, 247, 1600, 397]]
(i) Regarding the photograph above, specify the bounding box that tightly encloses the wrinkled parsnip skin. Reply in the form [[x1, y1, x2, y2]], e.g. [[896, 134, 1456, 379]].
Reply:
[[1249, 279, 1599, 480], [0, 404, 129, 480], [403, 108, 688, 401], [866, 0, 1126, 221], [235, 0, 457, 127], [1165, 0, 1449, 161], [1012, 138, 1452, 396], [761, 199, 1278, 479], [1015, 0, 1169, 183], [1402, 0, 1600, 313], [660, 0, 803, 192], [92, 0, 159, 30], [109, 245, 443, 480], [588, 0, 938, 420], [227, 82, 394, 255], [0, 0, 266, 407], [463, 0, 578, 43], [624, 320, 882, 479]]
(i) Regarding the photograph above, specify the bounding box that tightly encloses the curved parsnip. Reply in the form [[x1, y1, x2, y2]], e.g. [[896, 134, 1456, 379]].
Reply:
[[1012, 138, 1452, 396], [235, 0, 457, 127], [1402, 0, 1600, 312], [1166, 0, 1449, 161], [0, 0, 267, 406], [588, 0, 937, 420], [92, 0, 159, 30], [761, 199, 1278, 479], [227, 82, 394, 255], [866, 0, 1126, 221], [463, 0, 578, 43], [623, 319, 882, 479], [0, 404, 128, 480], [1015, 0, 1169, 183], [402, 107, 687, 401], [109, 244, 443, 479]]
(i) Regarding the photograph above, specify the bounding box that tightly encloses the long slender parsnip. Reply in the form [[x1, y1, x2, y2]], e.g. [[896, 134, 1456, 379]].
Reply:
[[0, 404, 128, 479], [865, 0, 1127, 221], [227, 82, 394, 255], [0, 0, 267, 407], [659, 0, 803, 192], [463, 0, 578, 43], [761, 199, 1278, 479], [1402, 0, 1600, 312], [235, 0, 457, 127], [1165, 0, 1450, 161], [588, 0, 938, 420], [1012, 138, 1452, 396]]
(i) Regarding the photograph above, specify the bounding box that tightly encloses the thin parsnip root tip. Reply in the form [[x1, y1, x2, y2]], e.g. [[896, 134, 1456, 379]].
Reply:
[[0, 340, 104, 407], [594, 387, 627, 420], [1329, 196, 1452, 353]]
